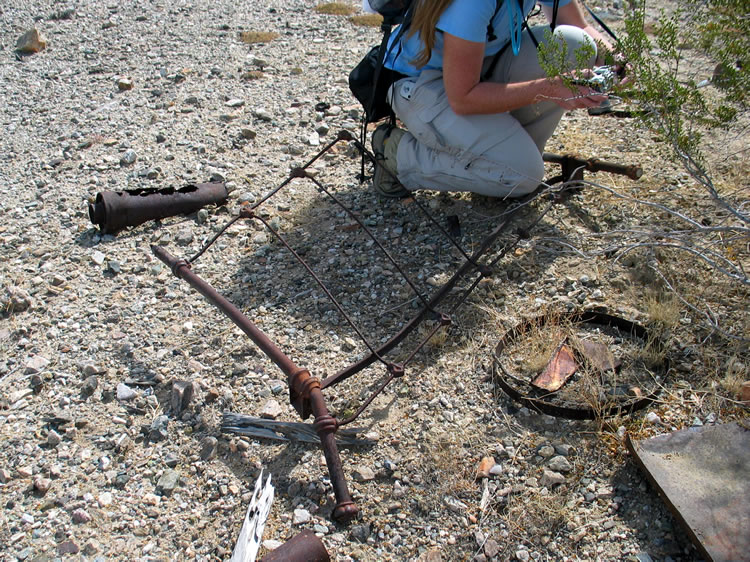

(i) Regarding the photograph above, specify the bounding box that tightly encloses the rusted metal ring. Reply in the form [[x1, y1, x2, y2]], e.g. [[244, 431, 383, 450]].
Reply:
[[289, 368, 320, 398], [313, 414, 337, 435], [492, 309, 668, 420], [171, 258, 191, 279]]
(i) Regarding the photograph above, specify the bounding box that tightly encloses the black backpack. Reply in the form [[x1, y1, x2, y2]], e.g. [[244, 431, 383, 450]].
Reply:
[[348, 0, 416, 125]]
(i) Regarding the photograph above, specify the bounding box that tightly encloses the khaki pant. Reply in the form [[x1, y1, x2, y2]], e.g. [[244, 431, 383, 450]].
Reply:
[[388, 25, 597, 198]]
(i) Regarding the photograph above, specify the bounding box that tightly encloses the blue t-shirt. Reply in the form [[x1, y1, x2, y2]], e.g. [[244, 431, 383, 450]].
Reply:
[[384, 0, 571, 76]]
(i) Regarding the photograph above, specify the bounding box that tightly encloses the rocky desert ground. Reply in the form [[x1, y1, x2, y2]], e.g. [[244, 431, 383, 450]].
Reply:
[[1, 0, 748, 561]]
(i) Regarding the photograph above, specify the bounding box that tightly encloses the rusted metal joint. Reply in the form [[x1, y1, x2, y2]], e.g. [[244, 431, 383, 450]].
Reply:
[[477, 264, 492, 278], [238, 206, 256, 220], [336, 130, 354, 142], [288, 368, 320, 419], [437, 313, 452, 327], [388, 363, 405, 378]]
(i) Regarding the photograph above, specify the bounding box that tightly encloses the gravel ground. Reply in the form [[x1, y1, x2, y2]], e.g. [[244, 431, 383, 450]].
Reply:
[[1, 1, 747, 561]]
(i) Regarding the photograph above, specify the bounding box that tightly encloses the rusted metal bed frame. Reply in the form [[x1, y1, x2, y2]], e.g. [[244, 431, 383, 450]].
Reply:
[[152, 129, 642, 522]]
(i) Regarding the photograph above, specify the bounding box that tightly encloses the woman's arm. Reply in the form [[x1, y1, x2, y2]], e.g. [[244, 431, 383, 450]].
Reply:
[[442, 33, 606, 115]]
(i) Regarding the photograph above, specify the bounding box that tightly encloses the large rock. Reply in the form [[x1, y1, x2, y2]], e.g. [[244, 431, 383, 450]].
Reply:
[[16, 29, 47, 53]]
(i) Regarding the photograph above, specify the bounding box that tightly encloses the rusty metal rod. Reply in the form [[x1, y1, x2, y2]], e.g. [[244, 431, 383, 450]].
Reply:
[[151, 245, 358, 523], [543, 152, 643, 181]]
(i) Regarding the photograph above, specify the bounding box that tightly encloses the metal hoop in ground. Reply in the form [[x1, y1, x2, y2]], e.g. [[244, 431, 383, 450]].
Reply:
[[492, 309, 669, 420]]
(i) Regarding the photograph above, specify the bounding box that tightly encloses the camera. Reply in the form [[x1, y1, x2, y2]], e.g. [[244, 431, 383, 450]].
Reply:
[[572, 66, 618, 94]]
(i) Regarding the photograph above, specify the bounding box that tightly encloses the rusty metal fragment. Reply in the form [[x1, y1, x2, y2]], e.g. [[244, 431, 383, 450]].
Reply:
[[89, 182, 228, 234], [577, 339, 621, 374], [259, 530, 330, 562], [531, 342, 577, 391], [627, 423, 750, 562]]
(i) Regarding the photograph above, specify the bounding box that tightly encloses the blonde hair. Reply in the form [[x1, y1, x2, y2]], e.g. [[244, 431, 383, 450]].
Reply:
[[407, 0, 456, 68]]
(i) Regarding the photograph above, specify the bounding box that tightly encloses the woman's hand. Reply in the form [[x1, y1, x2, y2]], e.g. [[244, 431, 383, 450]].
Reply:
[[541, 76, 609, 110]]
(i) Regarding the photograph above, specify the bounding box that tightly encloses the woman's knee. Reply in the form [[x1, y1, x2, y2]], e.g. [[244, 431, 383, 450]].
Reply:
[[553, 25, 598, 68]]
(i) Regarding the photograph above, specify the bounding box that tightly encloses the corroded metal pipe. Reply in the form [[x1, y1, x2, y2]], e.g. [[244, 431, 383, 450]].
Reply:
[[89, 182, 228, 234], [259, 530, 330, 562], [543, 152, 643, 181], [151, 245, 358, 523]]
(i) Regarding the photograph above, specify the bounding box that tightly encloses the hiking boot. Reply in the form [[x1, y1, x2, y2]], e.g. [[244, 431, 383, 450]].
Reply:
[[371, 123, 409, 198]]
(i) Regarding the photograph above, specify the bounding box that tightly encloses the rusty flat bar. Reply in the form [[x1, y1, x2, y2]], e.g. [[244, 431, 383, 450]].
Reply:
[[626, 423, 750, 562], [151, 245, 357, 523]]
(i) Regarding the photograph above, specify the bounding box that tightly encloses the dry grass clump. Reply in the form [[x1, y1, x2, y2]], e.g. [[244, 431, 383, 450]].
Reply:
[[241, 70, 264, 81], [314, 2, 356, 15], [238, 31, 279, 44], [350, 13, 383, 27]]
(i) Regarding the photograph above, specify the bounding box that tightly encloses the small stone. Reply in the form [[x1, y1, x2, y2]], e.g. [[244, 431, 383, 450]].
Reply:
[[540, 469, 566, 487], [3, 286, 33, 312], [476, 456, 496, 478], [117, 77, 134, 91], [353, 465, 375, 482], [293, 508, 311, 525], [83, 539, 102, 556], [254, 108, 273, 121], [350, 523, 370, 543], [515, 549, 530, 561], [47, 429, 62, 447], [171, 380, 194, 415], [176, 228, 194, 246], [484, 539, 500, 558], [34, 476, 52, 494], [10, 388, 33, 403], [260, 399, 283, 419], [200, 436, 218, 461], [156, 469, 180, 496], [114, 434, 133, 453], [58, 540, 80, 555], [24, 354, 50, 375], [646, 412, 661, 425], [538, 445, 555, 458], [91, 250, 106, 266], [81, 375, 98, 397], [416, 549, 442, 562], [226, 98, 245, 107], [548, 456, 573, 473], [71, 508, 92, 524], [262, 539, 284, 551], [98, 492, 113, 507], [149, 415, 169, 442], [554, 443, 575, 457], [120, 149, 137, 165], [116, 383, 137, 401], [240, 128, 257, 140], [0, 468, 11, 483], [16, 29, 47, 53]]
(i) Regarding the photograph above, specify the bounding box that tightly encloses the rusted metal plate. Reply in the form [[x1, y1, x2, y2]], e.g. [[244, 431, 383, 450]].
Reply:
[[531, 342, 577, 391], [626, 422, 750, 562]]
